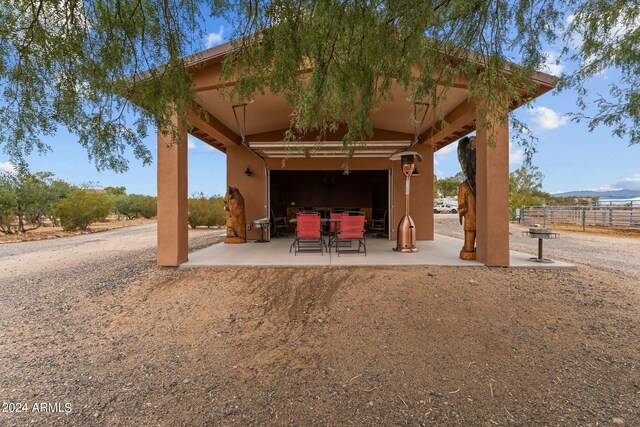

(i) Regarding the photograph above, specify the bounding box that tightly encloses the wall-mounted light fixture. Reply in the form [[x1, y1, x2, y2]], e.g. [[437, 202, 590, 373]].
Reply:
[[244, 166, 253, 176]]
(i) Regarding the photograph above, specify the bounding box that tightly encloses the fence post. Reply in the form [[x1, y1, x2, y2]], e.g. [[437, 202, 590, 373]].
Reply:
[[582, 207, 586, 231], [543, 206, 546, 227], [609, 207, 613, 227]]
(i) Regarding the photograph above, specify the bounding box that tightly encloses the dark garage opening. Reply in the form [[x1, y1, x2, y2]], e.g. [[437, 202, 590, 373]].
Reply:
[[270, 170, 389, 227]]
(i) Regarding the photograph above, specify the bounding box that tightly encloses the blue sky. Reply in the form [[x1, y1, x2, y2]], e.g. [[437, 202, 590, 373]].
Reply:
[[1, 14, 639, 196]]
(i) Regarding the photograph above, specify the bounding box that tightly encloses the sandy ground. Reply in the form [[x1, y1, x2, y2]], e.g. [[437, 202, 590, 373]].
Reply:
[[1, 223, 639, 426], [435, 214, 640, 275], [0, 218, 157, 244]]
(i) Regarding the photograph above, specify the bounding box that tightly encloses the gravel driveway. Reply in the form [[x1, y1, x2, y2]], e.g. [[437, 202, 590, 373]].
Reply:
[[1, 223, 224, 426], [0, 223, 223, 281], [435, 214, 640, 275], [1, 220, 638, 426]]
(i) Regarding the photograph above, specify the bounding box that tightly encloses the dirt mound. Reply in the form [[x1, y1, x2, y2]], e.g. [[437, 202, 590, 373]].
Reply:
[[89, 266, 639, 426], [3, 265, 639, 426]]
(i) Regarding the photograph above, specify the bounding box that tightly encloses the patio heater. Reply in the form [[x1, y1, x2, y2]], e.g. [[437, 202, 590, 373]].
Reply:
[[390, 151, 423, 252]]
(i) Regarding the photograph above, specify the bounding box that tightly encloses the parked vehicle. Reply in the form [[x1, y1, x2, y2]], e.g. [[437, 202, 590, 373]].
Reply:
[[434, 204, 458, 214]]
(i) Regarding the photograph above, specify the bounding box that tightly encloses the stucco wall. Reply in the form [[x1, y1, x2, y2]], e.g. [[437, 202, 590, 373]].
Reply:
[[227, 145, 434, 241], [226, 145, 269, 240]]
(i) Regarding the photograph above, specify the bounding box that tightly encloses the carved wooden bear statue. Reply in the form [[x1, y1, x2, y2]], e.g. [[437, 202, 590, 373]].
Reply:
[[223, 186, 247, 244]]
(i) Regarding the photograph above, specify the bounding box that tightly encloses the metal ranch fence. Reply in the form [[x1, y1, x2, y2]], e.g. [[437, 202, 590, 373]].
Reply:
[[520, 205, 640, 231]]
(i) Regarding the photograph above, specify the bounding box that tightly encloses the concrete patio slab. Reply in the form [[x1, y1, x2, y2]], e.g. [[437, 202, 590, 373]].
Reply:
[[182, 233, 576, 269]]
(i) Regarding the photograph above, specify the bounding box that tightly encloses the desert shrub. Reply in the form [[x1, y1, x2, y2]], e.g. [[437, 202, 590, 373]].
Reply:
[[113, 194, 134, 219], [53, 190, 113, 231], [0, 174, 17, 234], [46, 179, 74, 226], [104, 186, 126, 196], [0, 171, 70, 233], [136, 195, 157, 219], [188, 193, 225, 228], [209, 196, 226, 225], [114, 194, 157, 219]]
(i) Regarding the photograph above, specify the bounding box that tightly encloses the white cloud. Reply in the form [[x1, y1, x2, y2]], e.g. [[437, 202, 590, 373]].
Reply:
[[188, 135, 218, 152], [566, 11, 639, 60], [528, 106, 568, 130], [565, 14, 583, 50], [435, 141, 458, 157], [509, 142, 524, 165], [0, 161, 16, 174], [433, 158, 444, 178], [607, 10, 640, 42], [205, 26, 225, 49], [611, 174, 640, 191], [540, 51, 564, 77]]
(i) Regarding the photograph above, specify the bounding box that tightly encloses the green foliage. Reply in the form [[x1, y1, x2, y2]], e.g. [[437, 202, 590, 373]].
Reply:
[[188, 193, 225, 229], [45, 179, 74, 226], [0, 1, 638, 171], [210, 196, 226, 225], [114, 194, 157, 219], [53, 190, 113, 231], [559, 1, 640, 145], [104, 186, 127, 196], [0, 0, 201, 172], [509, 165, 549, 219], [0, 173, 18, 234], [113, 195, 137, 220], [133, 195, 157, 219], [0, 171, 70, 233], [435, 173, 464, 198]]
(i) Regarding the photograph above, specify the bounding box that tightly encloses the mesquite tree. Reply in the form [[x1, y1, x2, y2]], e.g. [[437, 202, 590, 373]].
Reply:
[[0, 0, 638, 171]]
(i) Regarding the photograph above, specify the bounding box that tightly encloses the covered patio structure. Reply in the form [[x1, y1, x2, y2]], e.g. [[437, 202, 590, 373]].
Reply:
[[157, 41, 556, 267]]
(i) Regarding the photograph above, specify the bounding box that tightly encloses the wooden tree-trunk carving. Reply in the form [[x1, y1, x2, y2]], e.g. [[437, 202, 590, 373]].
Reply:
[[223, 186, 247, 244], [457, 136, 476, 260], [458, 181, 476, 260]]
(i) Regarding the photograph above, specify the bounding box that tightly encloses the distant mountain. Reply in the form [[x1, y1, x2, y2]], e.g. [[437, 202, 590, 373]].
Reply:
[[551, 189, 640, 198]]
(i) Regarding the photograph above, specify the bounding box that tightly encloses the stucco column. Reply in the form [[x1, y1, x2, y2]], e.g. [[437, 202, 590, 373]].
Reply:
[[413, 142, 434, 240], [475, 110, 510, 267], [157, 117, 188, 266]]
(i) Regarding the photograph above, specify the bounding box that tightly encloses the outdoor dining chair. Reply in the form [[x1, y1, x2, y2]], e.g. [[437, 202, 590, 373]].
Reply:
[[270, 209, 289, 237], [326, 211, 347, 251], [370, 209, 388, 238], [336, 214, 367, 256], [290, 212, 327, 255]]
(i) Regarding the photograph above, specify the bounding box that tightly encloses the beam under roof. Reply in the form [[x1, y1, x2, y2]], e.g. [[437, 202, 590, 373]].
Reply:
[[186, 103, 242, 148], [247, 127, 414, 144], [420, 99, 476, 150]]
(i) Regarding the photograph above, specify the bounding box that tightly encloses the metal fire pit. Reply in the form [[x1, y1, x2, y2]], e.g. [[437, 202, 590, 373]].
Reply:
[[522, 228, 559, 263]]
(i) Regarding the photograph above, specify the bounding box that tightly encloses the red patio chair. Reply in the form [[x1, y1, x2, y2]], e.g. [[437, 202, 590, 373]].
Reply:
[[290, 212, 326, 255], [336, 214, 366, 256], [326, 211, 342, 249]]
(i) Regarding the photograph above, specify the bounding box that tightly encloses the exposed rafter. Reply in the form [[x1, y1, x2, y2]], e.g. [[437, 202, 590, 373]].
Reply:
[[186, 103, 242, 148], [247, 127, 414, 144], [420, 100, 475, 149]]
